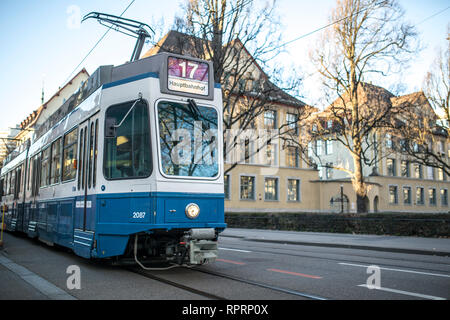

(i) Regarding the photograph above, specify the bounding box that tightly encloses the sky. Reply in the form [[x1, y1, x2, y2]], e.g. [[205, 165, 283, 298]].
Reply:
[[0, 0, 448, 132]]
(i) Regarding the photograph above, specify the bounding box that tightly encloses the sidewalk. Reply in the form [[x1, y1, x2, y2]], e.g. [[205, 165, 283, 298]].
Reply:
[[220, 228, 450, 257], [0, 235, 77, 300]]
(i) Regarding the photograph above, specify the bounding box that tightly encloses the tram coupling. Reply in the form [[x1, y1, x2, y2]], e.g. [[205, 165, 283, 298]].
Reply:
[[182, 228, 218, 265]]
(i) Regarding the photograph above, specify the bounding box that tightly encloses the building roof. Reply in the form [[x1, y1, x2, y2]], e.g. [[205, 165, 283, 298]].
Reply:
[[324, 82, 395, 113]]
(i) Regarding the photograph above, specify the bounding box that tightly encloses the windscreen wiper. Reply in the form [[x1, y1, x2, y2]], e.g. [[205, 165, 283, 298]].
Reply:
[[187, 99, 201, 120]]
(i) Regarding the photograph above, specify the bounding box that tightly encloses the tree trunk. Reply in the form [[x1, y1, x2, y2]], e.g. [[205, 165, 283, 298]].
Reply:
[[352, 153, 368, 213]]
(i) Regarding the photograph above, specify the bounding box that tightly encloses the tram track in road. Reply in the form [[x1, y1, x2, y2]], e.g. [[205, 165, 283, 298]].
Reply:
[[129, 267, 228, 300], [127, 264, 328, 300], [188, 266, 328, 300]]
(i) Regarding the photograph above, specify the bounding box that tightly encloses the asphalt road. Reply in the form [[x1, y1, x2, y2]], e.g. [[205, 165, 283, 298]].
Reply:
[[0, 229, 449, 302]]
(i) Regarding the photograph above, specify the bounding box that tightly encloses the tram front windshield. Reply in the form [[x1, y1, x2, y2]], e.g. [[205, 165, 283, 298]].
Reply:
[[157, 101, 218, 178]]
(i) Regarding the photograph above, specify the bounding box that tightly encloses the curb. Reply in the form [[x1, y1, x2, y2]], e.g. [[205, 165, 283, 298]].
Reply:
[[220, 235, 450, 257]]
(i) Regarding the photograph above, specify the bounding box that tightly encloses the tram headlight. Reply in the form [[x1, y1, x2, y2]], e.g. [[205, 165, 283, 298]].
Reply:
[[185, 203, 200, 219]]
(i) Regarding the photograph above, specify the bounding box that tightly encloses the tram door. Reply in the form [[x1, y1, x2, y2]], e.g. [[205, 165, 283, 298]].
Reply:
[[76, 115, 99, 234]]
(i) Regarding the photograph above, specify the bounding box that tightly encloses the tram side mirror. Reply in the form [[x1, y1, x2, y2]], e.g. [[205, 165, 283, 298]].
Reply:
[[105, 117, 117, 138]]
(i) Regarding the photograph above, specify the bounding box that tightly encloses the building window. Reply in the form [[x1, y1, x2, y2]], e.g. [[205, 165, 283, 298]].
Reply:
[[429, 188, 437, 206], [413, 163, 423, 179], [326, 163, 333, 179], [287, 179, 300, 202], [266, 140, 276, 165], [240, 175, 255, 200], [244, 138, 251, 164], [437, 168, 445, 181], [327, 120, 333, 129], [427, 166, 434, 180], [401, 160, 410, 178], [441, 189, 448, 206], [416, 187, 424, 205], [316, 140, 323, 156], [386, 133, 393, 149], [308, 141, 314, 157], [438, 141, 444, 155], [224, 174, 230, 200], [286, 146, 299, 168], [389, 185, 398, 204], [264, 110, 277, 129], [403, 186, 411, 205], [399, 139, 408, 152], [387, 159, 396, 176], [264, 177, 279, 201], [286, 113, 298, 134], [325, 140, 333, 155]]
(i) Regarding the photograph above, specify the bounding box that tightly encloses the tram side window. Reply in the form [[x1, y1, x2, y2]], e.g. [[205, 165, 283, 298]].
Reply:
[[14, 166, 22, 199], [62, 128, 78, 182], [32, 154, 41, 196], [78, 128, 84, 190], [104, 101, 151, 179], [88, 122, 94, 188], [27, 158, 32, 191], [6, 172, 10, 195], [1, 176, 5, 196], [41, 147, 51, 187], [50, 138, 61, 185], [93, 119, 98, 187], [10, 170, 16, 196]]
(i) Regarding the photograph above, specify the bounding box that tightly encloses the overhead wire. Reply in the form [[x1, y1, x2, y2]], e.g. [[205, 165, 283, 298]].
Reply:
[[61, 0, 136, 86]]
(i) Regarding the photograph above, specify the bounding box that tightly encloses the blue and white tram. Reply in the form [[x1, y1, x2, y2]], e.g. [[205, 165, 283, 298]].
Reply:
[[0, 52, 226, 266]]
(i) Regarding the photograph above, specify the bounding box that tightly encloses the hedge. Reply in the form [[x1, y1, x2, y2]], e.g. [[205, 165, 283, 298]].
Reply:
[[225, 212, 450, 238]]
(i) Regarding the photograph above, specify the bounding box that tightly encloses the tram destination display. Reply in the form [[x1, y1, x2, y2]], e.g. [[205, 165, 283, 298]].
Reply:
[[167, 57, 209, 96]]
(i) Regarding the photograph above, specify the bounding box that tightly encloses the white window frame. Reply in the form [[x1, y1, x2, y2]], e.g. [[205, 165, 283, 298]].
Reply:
[[239, 174, 256, 201], [264, 175, 280, 201], [286, 177, 301, 202]]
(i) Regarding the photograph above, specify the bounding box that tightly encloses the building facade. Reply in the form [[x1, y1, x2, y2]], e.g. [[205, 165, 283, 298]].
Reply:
[[310, 86, 450, 213]]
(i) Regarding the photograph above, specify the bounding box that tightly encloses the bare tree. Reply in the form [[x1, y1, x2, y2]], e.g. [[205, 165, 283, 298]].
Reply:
[[309, 0, 418, 213], [424, 26, 450, 134], [394, 28, 450, 176], [169, 0, 304, 174]]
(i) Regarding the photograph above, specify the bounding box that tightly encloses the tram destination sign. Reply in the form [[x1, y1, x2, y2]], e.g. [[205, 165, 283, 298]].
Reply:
[[167, 57, 209, 96]]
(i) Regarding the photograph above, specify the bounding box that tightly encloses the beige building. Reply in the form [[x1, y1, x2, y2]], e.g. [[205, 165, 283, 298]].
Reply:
[[0, 128, 20, 168], [310, 85, 450, 213]]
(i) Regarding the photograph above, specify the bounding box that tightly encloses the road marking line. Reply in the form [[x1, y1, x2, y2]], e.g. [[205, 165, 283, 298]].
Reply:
[[216, 258, 246, 265], [267, 268, 322, 279], [0, 255, 76, 300], [219, 247, 252, 253], [339, 262, 450, 278], [358, 284, 446, 300]]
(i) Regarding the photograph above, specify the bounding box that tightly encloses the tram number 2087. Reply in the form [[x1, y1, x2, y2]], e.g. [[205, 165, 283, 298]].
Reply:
[[132, 212, 146, 219]]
